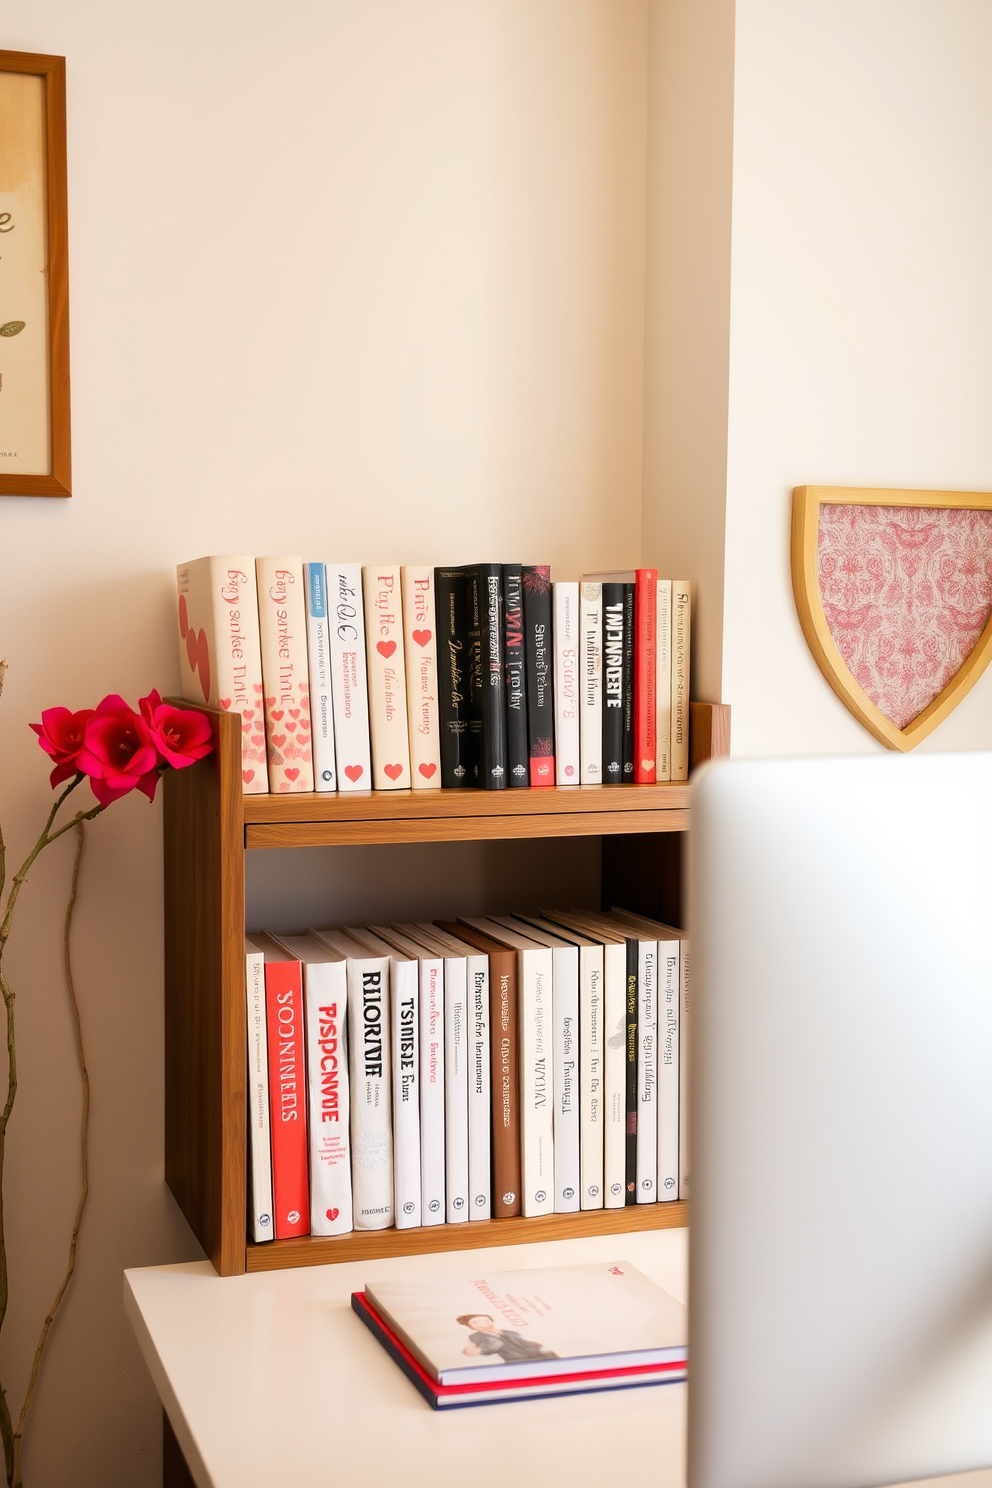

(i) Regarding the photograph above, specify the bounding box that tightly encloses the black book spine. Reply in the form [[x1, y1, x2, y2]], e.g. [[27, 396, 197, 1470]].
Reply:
[[523, 565, 555, 786], [624, 937, 639, 1204], [502, 564, 529, 787], [464, 566, 483, 785], [601, 583, 625, 784], [478, 563, 507, 789], [435, 567, 476, 788], [621, 581, 635, 783]]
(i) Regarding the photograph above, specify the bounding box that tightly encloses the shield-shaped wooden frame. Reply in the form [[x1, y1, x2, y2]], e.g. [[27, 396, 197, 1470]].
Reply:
[[792, 485, 992, 751]]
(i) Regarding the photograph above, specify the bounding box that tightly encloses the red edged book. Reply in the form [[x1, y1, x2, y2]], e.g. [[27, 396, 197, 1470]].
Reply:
[[585, 569, 657, 783], [351, 1290, 687, 1409], [253, 932, 310, 1240]]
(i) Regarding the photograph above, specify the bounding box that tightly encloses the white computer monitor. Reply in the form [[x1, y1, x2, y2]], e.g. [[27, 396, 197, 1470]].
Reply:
[[687, 752, 992, 1488]]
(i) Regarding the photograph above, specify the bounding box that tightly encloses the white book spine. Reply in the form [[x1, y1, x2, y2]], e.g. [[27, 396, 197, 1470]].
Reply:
[[419, 955, 446, 1225], [655, 579, 673, 782], [304, 960, 353, 1236], [327, 565, 373, 792], [671, 581, 691, 783], [347, 957, 393, 1229], [467, 952, 491, 1220], [553, 581, 580, 785], [579, 944, 605, 1210], [390, 958, 422, 1229], [603, 942, 628, 1208], [443, 954, 470, 1223], [246, 947, 274, 1241], [363, 564, 412, 790], [520, 947, 555, 1216], [678, 939, 690, 1199], [657, 940, 680, 1200], [255, 557, 315, 792], [176, 557, 268, 792], [401, 566, 442, 789], [635, 941, 659, 1203], [553, 945, 580, 1212], [579, 582, 603, 784], [304, 562, 337, 792]]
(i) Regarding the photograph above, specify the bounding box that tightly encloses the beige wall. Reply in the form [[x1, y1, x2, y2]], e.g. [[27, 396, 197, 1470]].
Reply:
[[642, 0, 735, 704], [723, 0, 992, 756], [0, 3, 648, 1483]]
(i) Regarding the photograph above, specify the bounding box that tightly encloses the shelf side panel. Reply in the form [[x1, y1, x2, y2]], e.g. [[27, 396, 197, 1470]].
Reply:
[[689, 699, 731, 770], [164, 705, 246, 1275], [602, 702, 730, 925]]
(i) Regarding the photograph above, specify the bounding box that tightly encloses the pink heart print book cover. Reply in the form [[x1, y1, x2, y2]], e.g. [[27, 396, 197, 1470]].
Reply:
[[176, 556, 268, 793]]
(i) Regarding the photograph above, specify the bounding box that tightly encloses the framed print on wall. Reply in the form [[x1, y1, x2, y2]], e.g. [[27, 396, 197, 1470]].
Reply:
[[0, 51, 70, 498], [792, 485, 992, 750]]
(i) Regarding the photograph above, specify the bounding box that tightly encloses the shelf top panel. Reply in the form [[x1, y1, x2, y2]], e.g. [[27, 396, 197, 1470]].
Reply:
[[242, 781, 691, 828]]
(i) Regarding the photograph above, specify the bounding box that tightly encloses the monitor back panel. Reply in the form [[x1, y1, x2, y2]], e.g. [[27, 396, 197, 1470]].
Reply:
[[688, 752, 992, 1488]]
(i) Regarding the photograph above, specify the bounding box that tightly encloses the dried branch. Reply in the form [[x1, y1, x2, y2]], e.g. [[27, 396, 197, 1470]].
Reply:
[[10, 822, 89, 1488]]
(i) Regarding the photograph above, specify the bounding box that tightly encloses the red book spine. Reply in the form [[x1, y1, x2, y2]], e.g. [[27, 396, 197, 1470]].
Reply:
[[634, 569, 658, 783], [265, 960, 310, 1239]]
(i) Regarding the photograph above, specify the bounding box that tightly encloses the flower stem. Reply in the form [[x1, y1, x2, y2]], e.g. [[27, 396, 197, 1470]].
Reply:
[[10, 822, 89, 1488], [0, 668, 103, 1486]]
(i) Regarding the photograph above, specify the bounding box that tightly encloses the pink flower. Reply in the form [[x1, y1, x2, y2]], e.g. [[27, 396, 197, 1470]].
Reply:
[[139, 690, 213, 768], [30, 707, 95, 788], [75, 695, 161, 807]]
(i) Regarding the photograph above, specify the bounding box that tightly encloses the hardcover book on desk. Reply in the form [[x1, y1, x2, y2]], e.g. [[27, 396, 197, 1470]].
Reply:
[[351, 1259, 687, 1409]]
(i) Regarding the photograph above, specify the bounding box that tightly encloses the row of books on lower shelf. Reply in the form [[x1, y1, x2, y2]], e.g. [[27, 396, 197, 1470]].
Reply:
[[178, 556, 690, 795], [246, 908, 688, 1242]]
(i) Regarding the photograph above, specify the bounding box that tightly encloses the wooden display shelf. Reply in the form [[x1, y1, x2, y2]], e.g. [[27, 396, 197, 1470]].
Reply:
[[163, 700, 729, 1276], [246, 1200, 688, 1272]]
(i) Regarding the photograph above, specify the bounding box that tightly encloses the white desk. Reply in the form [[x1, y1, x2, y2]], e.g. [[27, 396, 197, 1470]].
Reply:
[[125, 1229, 689, 1488]]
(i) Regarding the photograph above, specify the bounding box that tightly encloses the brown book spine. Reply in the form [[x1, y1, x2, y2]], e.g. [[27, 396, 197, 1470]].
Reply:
[[439, 922, 521, 1218]]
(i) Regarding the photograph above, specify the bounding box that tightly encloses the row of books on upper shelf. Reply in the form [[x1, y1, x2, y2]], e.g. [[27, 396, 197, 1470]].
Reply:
[[176, 557, 691, 795], [246, 908, 688, 1243]]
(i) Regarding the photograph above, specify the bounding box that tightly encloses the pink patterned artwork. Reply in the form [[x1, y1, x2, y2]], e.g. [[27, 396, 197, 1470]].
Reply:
[[818, 504, 992, 729]]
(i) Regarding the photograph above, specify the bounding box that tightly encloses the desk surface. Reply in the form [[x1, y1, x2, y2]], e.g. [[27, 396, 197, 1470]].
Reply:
[[125, 1229, 690, 1488]]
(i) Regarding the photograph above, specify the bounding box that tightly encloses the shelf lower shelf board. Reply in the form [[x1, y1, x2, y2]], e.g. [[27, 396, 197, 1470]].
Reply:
[[244, 1201, 688, 1272]]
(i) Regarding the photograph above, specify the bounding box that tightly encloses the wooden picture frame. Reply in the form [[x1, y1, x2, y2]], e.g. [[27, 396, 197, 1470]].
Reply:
[[792, 485, 992, 750], [0, 51, 70, 498]]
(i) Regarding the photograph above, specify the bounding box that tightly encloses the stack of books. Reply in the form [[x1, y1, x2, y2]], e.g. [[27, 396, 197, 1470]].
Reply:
[[245, 909, 687, 1243], [175, 558, 690, 796], [351, 1259, 687, 1408]]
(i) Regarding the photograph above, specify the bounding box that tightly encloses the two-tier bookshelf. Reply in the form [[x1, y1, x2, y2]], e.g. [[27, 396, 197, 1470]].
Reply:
[[163, 699, 730, 1277]]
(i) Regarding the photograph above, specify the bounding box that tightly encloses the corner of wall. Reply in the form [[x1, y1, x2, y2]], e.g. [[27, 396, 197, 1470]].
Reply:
[[641, 0, 736, 706]]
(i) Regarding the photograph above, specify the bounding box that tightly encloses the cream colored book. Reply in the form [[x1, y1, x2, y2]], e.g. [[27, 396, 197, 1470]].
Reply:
[[255, 557, 314, 793], [175, 556, 268, 793], [401, 566, 442, 789], [671, 581, 690, 782], [363, 565, 412, 790]]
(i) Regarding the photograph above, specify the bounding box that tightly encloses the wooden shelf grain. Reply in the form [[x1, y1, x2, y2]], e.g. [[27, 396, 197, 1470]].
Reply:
[[247, 805, 690, 849], [246, 1201, 689, 1272], [244, 779, 690, 826]]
